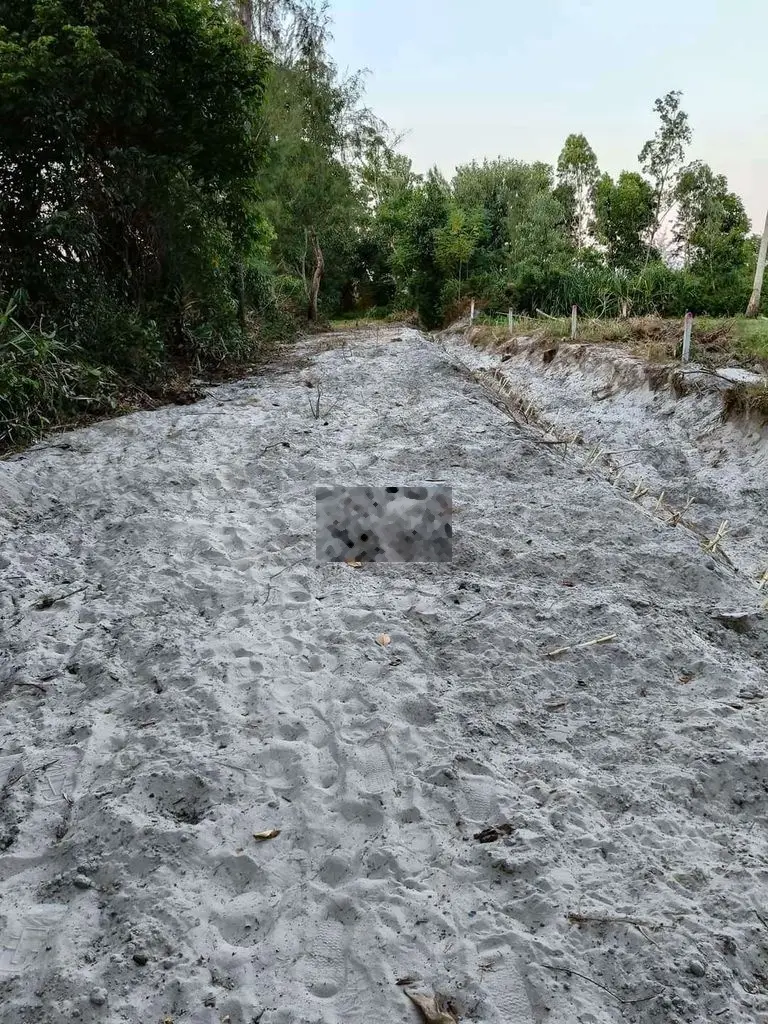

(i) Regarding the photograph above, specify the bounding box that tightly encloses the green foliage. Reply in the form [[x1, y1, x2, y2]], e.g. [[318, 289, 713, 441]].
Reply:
[[0, 0, 270, 375], [674, 161, 751, 273], [638, 89, 692, 247], [556, 133, 599, 249], [594, 172, 656, 269], [388, 169, 451, 328], [0, 298, 118, 449]]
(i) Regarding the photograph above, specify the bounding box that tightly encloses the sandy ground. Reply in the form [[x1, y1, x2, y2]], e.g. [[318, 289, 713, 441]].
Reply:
[[1, 326, 767, 1024]]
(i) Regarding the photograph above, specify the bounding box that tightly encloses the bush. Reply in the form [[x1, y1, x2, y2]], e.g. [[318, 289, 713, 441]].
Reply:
[[0, 299, 118, 450]]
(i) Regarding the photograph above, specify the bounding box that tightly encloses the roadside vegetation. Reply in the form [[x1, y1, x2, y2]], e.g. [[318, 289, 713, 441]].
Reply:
[[468, 313, 768, 370], [1, 1, 765, 451]]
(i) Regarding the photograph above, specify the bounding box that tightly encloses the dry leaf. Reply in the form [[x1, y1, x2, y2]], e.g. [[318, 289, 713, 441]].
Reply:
[[253, 829, 281, 841], [345, 559, 363, 568], [376, 634, 391, 647], [473, 823, 514, 844], [404, 989, 459, 1024]]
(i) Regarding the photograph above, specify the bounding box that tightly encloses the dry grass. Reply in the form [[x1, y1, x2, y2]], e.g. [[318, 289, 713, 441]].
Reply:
[[721, 383, 768, 424], [469, 314, 768, 370]]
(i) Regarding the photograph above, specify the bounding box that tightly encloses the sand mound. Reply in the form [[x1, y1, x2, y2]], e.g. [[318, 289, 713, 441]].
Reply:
[[1, 327, 767, 1023]]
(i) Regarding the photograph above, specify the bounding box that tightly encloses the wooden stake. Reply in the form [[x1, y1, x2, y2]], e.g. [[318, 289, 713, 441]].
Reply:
[[682, 312, 693, 363], [470, 298, 475, 324], [571, 304, 578, 340], [508, 309, 514, 333]]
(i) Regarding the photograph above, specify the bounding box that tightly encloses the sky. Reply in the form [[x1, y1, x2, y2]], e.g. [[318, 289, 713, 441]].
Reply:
[[327, 0, 767, 231]]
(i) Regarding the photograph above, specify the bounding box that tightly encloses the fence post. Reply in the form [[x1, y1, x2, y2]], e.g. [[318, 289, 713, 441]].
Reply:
[[571, 304, 578, 340], [508, 309, 514, 334], [682, 311, 693, 363], [470, 298, 475, 325]]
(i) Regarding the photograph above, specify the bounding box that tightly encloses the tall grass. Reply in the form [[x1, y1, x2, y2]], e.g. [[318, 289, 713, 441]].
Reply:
[[0, 298, 118, 452]]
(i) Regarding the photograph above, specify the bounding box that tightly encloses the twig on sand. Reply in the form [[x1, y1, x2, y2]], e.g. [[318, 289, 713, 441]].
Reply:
[[541, 964, 663, 1005], [545, 634, 617, 658], [506, 435, 569, 451], [259, 556, 307, 605], [11, 680, 47, 695], [6, 759, 59, 789], [704, 520, 730, 553], [259, 441, 290, 456], [308, 382, 322, 420], [668, 497, 695, 526], [753, 909, 768, 931], [34, 584, 88, 609], [567, 912, 660, 930]]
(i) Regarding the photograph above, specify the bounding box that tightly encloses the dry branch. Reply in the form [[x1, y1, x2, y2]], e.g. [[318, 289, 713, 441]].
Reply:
[[545, 634, 617, 658]]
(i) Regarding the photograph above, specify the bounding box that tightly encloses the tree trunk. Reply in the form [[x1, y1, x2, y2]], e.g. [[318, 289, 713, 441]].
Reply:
[[746, 207, 768, 318], [237, 0, 253, 36], [307, 230, 324, 322]]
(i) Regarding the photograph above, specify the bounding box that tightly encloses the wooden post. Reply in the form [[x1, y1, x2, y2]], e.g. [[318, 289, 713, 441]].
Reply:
[[571, 305, 578, 340], [508, 309, 514, 334], [682, 311, 693, 363], [746, 207, 768, 318], [470, 299, 475, 324]]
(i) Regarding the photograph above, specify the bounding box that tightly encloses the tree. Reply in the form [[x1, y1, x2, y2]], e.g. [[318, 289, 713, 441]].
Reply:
[[746, 209, 768, 317], [638, 90, 692, 258], [255, 7, 382, 320], [390, 169, 450, 328], [594, 172, 656, 269], [0, 0, 270, 366], [434, 204, 483, 294], [556, 134, 599, 249], [674, 162, 750, 278]]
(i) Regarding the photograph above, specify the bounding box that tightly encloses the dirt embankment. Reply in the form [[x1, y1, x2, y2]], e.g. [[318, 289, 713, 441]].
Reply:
[[440, 324, 768, 587]]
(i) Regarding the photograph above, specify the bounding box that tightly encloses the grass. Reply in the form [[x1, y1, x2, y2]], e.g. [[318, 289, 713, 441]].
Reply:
[[721, 381, 768, 424], [469, 313, 768, 370], [328, 309, 418, 331]]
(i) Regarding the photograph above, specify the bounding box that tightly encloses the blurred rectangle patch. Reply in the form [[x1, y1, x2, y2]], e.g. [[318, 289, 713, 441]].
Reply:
[[316, 486, 452, 563]]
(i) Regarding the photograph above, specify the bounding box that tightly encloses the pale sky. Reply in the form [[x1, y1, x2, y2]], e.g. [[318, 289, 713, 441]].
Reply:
[[328, 0, 767, 231]]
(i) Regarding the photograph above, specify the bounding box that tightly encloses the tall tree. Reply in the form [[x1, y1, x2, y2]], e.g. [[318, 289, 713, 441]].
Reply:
[[674, 162, 750, 277], [638, 90, 692, 259], [390, 169, 450, 328], [594, 172, 656, 269], [746, 208, 768, 317], [254, 3, 383, 319], [556, 133, 599, 249], [0, 0, 269, 363]]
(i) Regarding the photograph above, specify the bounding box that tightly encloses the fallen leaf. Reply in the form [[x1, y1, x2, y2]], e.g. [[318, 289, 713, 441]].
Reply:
[[404, 989, 459, 1024], [253, 829, 281, 841], [345, 558, 363, 568], [376, 634, 391, 647], [679, 672, 695, 685], [473, 823, 514, 844]]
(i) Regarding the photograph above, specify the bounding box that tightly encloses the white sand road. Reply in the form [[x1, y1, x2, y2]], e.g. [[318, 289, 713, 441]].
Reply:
[[1, 326, 767, 1024]]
